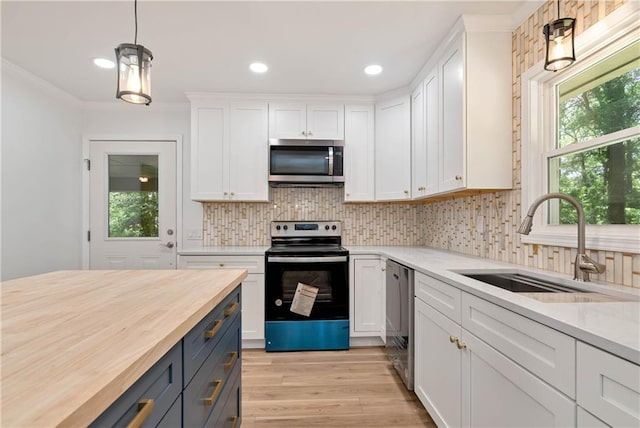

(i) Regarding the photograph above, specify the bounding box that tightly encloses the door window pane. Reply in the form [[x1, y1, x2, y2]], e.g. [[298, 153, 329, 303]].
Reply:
[[548, 138, 640, 225], [108, 155, 159, 237]]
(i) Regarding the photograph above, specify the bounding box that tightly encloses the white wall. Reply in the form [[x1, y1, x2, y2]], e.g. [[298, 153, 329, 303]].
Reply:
[[1, 61, 83, 280], [81, 103, 203, 251]]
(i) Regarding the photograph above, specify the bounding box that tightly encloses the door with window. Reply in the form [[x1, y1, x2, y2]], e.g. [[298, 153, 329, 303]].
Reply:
[[89, 140, 177, 269]]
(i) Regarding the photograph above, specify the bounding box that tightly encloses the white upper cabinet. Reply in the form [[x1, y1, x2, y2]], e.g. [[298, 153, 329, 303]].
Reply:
[[424, 69, 439, 195], [411, 67, 439, 200], [411, 84, 426, 198], [344, 104, 375, 202], [375, 95, 411, 201], [439, 36, 466, 193], [228, 103, 269, 201], [269, 103, 344, 140], [440, 26, 512, 193], [191, 103, 227, 200], [410, 20, 512, 199], [190, 100, 269, 202]]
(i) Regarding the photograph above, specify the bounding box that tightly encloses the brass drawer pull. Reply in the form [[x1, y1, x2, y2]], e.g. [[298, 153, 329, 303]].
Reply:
[[203, 380, 223, 406], [230, 415, 239, 428], [126, 399, 155, 428], [204, 319, 223, 339], [449, 335, 458, 343], [224, 351, 238, 371], [224, 302, 238, 317]]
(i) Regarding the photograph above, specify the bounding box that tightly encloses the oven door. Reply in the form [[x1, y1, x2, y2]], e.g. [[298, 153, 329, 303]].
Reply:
[[265, 255, 349, 321]]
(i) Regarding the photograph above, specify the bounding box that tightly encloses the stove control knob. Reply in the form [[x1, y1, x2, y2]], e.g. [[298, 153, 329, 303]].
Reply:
[[332, 225, 337, 230], [283, 225, 288, 231], [276, 225, 281, 231], [325, 225, 330, 230]]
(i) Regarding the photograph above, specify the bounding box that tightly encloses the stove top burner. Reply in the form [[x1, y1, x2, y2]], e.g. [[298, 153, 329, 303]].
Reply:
[[266, 244, 348, 256], [267, 221, 348, 257]]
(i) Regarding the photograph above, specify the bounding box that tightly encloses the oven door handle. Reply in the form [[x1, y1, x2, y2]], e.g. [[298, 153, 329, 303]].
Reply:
[[267, 256, 348, 263]]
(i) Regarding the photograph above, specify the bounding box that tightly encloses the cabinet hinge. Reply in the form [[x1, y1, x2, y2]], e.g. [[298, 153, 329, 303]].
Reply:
[[85, 158, 90, 171], [87, 230, 91, 242]]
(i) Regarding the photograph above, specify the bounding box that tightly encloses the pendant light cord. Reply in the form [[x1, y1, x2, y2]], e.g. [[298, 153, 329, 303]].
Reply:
[[134, 0, 138, 45]]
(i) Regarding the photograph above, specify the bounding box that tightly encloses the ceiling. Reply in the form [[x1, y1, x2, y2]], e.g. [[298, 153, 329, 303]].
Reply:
[[1, 1, 542, 104]]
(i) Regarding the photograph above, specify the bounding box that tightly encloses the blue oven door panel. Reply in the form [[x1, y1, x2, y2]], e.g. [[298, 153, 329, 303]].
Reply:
[[265, 320, 349, 352]]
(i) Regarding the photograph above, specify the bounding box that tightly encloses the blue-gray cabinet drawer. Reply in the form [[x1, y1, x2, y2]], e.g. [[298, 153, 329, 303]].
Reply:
[[90, 344, 182, 428], [184, 287, 241, 386], [183, 316, 241, 428], [156, 395, 182, 428], [209, 368, 241, 428]]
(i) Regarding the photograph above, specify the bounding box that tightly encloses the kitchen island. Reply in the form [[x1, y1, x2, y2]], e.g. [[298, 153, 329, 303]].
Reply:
[[1, 269, 247, 427]]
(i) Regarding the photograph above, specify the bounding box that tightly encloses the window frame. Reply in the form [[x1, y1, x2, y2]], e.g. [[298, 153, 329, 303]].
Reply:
[[521, 1, 640, 253]]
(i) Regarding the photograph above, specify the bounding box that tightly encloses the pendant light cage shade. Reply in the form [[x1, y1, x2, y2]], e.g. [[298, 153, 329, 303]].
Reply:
[[115, 43, 153, 105], [543, 17, 576, 71]]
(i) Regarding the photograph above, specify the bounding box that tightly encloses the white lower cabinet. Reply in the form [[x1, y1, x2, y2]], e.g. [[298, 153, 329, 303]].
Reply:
[[461, 330, 575, 427], [577, 341, 640, 427], [577, 407, 610, 428], [349, 256, 384, 339], [415, 272, 576, 427], [415, 297, 462, 428], [178, 255, 265, 345]]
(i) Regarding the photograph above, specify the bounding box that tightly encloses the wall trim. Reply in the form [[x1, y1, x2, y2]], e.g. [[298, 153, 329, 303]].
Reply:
[[185, 92, 375, 104], [1, 58, 81, 106]]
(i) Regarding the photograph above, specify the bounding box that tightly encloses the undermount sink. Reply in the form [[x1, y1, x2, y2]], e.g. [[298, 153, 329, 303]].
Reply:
[[461, 272, 586, 293], [459, 272, 628, 303]]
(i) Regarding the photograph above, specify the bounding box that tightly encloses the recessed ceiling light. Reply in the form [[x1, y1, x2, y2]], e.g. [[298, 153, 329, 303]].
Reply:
[[364, 64, 383, 75], [93, 58, 115, 69], [250, 62, 268, 73]]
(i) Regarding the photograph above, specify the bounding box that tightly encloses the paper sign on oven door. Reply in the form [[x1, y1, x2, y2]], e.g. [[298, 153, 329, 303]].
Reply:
[[290, 282, 319, 317]]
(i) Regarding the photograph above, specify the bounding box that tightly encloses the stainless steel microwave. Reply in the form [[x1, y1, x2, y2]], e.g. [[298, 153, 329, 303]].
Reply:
[[268, 139, 344, 185]]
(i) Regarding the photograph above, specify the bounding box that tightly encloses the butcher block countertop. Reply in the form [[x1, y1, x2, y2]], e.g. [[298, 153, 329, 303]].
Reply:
[[1, 269, 247, 428]]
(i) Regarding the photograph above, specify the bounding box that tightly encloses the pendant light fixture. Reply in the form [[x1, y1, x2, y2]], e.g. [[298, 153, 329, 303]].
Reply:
[[115, 0, 153, 105], [543, 0, 576, 72]]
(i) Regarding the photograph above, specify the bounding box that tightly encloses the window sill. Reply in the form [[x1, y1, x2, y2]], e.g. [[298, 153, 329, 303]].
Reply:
[[520, 226, 639, 253]]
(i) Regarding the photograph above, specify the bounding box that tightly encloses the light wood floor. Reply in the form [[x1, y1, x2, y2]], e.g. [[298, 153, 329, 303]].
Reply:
[[241, 346, 436, 427]]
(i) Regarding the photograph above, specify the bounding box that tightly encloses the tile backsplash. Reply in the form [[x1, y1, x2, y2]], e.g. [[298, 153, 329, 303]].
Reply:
[[203, 187, 422, 246], [203, 0, 638, 289]]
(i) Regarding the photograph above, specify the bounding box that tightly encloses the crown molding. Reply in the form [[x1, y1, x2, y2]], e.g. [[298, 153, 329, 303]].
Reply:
[[1, 58, 81, 107]]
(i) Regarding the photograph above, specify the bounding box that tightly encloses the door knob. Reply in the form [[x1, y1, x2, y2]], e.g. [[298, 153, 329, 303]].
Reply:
[[161, 242, 174, 249]]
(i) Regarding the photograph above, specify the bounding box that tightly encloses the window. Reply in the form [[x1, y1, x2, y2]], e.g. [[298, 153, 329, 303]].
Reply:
[[549, 40, 639, 226], [521, 3, 639, 252]]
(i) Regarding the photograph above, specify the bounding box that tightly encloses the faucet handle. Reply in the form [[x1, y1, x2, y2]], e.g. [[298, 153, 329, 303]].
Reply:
[[577, 254, 606, 275]]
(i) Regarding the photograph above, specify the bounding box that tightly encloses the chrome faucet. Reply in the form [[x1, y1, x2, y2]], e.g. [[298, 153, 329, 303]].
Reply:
[[517, 193, 605, 282]]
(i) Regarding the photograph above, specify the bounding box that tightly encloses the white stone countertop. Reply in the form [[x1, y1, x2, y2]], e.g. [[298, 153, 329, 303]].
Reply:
[[350, 246, 640, 365], [178, 244, 640, 364]]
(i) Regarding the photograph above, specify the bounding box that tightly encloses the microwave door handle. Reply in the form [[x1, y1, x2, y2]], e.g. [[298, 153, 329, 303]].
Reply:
[[328, 147, 334, 176]]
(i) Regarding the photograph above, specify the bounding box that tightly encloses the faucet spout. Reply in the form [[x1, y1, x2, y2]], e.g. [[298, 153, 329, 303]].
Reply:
[[517, 193, 603, 282]]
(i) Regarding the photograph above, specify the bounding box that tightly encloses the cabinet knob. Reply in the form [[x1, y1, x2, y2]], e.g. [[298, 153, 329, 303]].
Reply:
[[301, 130, 307, 136], [456, 340, 467, 350], [346, 193, 351, 197], [449, 336, 458, 343], [307, 130, 313, 136], [224, 192, 228, 196], [219, 263, 225, 267], [404, 190, 409, 195], [455, 175, 462, 180], [230, 192, 235, 196]]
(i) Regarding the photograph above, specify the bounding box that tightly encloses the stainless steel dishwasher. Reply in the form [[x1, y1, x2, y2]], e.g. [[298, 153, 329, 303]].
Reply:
[[385, 259, 414, 390]]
